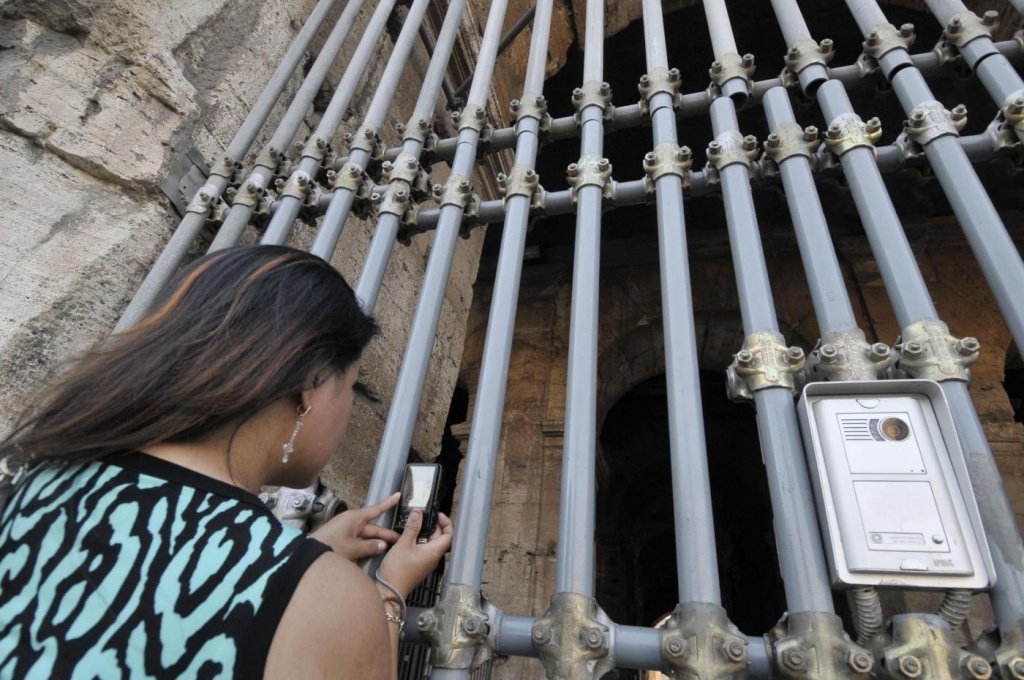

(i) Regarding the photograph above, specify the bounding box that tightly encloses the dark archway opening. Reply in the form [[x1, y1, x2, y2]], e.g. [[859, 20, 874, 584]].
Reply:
[[595, 371, 787, 640], [1006, 347, 1024, 425]]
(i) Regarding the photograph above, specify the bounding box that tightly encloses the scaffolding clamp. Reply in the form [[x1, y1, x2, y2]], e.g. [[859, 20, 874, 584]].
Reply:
[[862, 23, 916, 61], [208, 154, 241, 182], [783, 38, 835, 78], [567, 155, 613, 204], [808, 329, 892, 383], [1001, 91, 1024, 132], [572, 80, 614, 125], [726, 331, 805, 401], [708, 52, 755, 100], [637, 67, 682, 112], [824, 113, 882, 157], [706, 130, 759, 177], [399, 115, 434, 145], [417, 583, 497, 670], [432, 174, 475, 209], [374, 182, 412, 218], [943, 11, 998, 49], [380, 153, 421, 185], [185, 182, 220, 215], [765, 122, 820, 164], [770, 611, 873, 679], [533, 592, 615, 680], [253, 144, 286, 173], [277, 171, 313, 202], [979, 620, 1024, 680], [510, 91, 550, 125], [498, 164, 540, 202], [880, 614, 992, 680], [904, 101, 968, 146], [453, 105, 490, 135], [330, 162, 365, 193], [642, 142, 692, 186], [894, 319, 978, 383], [659, 602, 748, 679], [228, 174, 268, 209]]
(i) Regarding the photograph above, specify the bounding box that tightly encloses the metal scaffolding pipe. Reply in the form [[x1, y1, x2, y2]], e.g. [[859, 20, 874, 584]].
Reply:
[[702, 0, 748, 102], [418, 23, 461, 110], [711, 93, 835, 615], [262, 0, 398, 246], [363, 0, 511, 537], [208, 0, 369, 252], [354, 0, 470, 312], [113, 0, 342, 331], [554, 0, 606, 598], [453, 5, 537, 100], [308, 0, 433, 260], [642, 0, 721, 606]]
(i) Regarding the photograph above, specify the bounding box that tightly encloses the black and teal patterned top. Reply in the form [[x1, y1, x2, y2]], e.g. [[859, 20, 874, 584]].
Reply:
[[0, 452, 331, 679]]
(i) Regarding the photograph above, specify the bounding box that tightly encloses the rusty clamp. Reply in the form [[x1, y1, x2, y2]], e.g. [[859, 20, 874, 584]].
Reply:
[[208, 154, 241, 181], [770, 611, 873, 679], [824, 113, 883, 157], [398, 115, 434, 145], [566, 154, 613, 204], [510, 90, 550, 127], [278, 171, 313, 201], [452, 105, 490, 135], [642, 142, 692, 189], [254, 144, 286, 172], [707, 130, 759, 178], [882, 615, 992, 680], [329, 162, 365, 192], [374, 183, 413, 218], [894, 319, 979, 383], [571, 80, 614, 125], [659, 602, 748, 679], [380, 153, 420, 185], [944, 11, 999, 49], [784, 38, 835, 76], [862, 23, 916, 60], [764, 122, 820, 165], [346, 125, 378, 155], [533, 592, 615, 680], [228, 173, 268, 209], [417, 584, 498, 670], [295, 133, 330, 164], [726, 331, 806, 401], [708, 52, 755, 99], [1002, 90, 1024, 131], [808, 329, 892, 383], [497, 164, 540, 202], [904, 101, 967, 146], [185, 183, 221, 215], [638, 67, 682, 114], [431, 173, 475, 209]]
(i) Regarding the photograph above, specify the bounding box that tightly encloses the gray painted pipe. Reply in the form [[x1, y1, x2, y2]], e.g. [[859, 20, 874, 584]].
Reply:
[[445, 0, 554, 592], [711, 96, 836, 614], [554, 0, 606, 598], [363, 0, 512, 539], [309, 0, 433, 259], [262, 0, 399, 245], [702, 0, 748, 102], [113, 0, 342, 331], [208, 0, 369, 252], [642, 0, 722, 606]]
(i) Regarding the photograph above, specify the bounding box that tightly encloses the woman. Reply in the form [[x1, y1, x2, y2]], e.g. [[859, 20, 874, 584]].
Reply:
[[0, 245, 451, 679]]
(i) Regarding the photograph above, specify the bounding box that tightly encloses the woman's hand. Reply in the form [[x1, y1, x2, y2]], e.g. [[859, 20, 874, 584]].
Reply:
[[311, 492, 402, 561], [377, 509, 454, 598]]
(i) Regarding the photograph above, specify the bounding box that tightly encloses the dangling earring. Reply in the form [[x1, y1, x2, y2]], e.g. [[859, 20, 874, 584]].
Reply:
[[282, 404, 312, 463]]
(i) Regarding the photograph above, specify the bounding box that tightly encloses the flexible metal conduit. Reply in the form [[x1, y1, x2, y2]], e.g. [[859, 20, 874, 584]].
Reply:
[[261, 0, 399, 245], [641, 0, 721, 606], [354, 0, 469, 312], [207, 0, 370, 252], [113, 0, 341, 331]]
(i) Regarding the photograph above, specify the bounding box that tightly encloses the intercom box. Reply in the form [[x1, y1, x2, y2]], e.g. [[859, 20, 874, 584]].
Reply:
[[797, 379, 993, 590]]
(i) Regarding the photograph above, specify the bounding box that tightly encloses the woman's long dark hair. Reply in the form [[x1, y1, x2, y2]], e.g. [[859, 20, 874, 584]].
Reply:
[[0, 246, 378, 467]]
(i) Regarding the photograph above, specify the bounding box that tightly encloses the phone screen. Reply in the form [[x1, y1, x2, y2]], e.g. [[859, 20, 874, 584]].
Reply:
[[404, 466, 435, 510]]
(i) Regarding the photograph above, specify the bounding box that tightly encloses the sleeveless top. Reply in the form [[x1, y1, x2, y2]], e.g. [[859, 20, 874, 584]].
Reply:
[[0, 452, 331, 679]]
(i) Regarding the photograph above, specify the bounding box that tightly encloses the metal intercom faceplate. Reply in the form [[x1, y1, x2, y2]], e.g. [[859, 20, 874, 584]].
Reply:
[[797, 380, 994, 590]]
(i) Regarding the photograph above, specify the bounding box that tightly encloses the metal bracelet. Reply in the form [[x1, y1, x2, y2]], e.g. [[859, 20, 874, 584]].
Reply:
[[331, 162, 365, 192], [725, 331, 805, 401], [1002, 91, 1024, 131], [497, 164, 540, 201], [510, 91, 548, 123], [770, 611, 873, 679], [642, 142, 692, 182], [375, 182, 413, 218], [431, 174, 474, 209], [806, 329, 892, 383], [882, 615, 992, 680], [380, 152, 420, 184], [571, 80, 614, 124], [708, 52, 755, 99], [659, 602, 748, 679], [417, 585, 495, 669], [706, 130, 759, 171], [638, 66, 682, 103], [861, 23, 916, 60], [894, 319, 979, 383], [943, 10, 998, 49], [784, 38, 835, 76], [185, 183, 220, 215], [532, 592, 615, 680], [824, 113, 883, 157], [398, 116, 433, 144], [764, 122, 820, 164], [904, 101, 968, 146], [453, 106, 489, 134]]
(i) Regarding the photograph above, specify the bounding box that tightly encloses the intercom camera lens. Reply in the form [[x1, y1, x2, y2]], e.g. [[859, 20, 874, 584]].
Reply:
[[880, 417, 910, 441]]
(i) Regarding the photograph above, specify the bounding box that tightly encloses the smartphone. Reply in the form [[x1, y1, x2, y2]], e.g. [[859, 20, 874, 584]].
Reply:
[[393, 463, 442, 542]]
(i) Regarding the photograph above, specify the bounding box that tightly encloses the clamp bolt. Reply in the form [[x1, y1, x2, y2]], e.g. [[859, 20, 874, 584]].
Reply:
[[668, 68, 680, 81], [819, 344, 839, 363], [407, 157, 418, 169], [274, 178, 285, 189], [1009, 657, 1024, 679], [315, 138, 327, 149], [364, 128, 375, 139], [788, 46, 801, 60], [246, 183, 259, 194], [349, 165, 360, 177], [964, 656, 991, 679], [708, 141, 722, 155], [676, 147, 692, 162], [567, 163, 579, 177], [911, 111, 926, 127], [395, 123, 406, 134], [982, 10, 999, 26], [711, 61, 723, 74], [599, 82, 611, 96], [736, 349, 754, 366], [1008, 97, 1024, 115], [198, 191, 211, 202], [474, 107, 485, 120], [956, 337, 980, 356], [900, 23, 915, 38], [458, 179, 471, 193], [463, 614, 486, 636], [417, 610, 440, 633], [639, 74, 651, 87], [866, 30, 880, 46], [644, 151, 656, 165], [396, 189, 408, 201], [665, 637, 685, 658], [432, 184, 443, 196], [786, 346, 805, 364], [572, 87, 583, 100], [741, 53, 755, 68], [296, 175, 309, 187], [497, 173, 508, 187], [531, 622, 552, 646], [370, 192, 381, 202], [418, 118, 429, 129], [847, 650, 873, 673], [947, 17, 962, 33], [325, 170, 337, 180], [583, 626, 606, 650], [724, 639, 747, 663], [536, 95, 546, 107], [766, 133, 781, 148], [868, 342, 891, 361], [782, 649, 807, 671], [898, 654, 922, 677], [268, 146, 280, 158], [598, 158, 610, 171], [509, 99, 520, 113], [902, 341, 924, 359], [865, 117, 882, 134], [827, 123, 842, 139], [820, 38, 834, 53], [381, 161, 392, 171], [951, 104, 967, 122], [803, 126, 819, 142], [742, 135, 757, 151]]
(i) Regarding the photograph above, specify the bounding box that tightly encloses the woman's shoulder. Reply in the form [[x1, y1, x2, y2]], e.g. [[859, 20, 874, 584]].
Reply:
[[265, 552, 391, 679]]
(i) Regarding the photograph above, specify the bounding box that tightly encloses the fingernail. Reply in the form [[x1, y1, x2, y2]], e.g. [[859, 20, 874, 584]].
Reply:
[[411, 509, 421, 519], [377, 540, 387, 553]]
